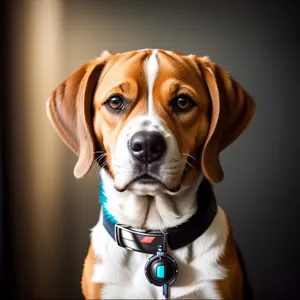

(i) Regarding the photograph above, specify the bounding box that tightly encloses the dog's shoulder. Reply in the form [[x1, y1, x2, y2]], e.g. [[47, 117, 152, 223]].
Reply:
[[81, 244, 103, 299]]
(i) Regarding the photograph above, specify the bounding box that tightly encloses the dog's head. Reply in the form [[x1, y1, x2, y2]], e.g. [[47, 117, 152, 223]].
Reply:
[[46, 49, 255, 196]]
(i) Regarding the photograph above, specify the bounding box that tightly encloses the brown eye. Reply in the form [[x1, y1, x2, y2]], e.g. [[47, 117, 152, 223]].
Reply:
[[105, 95, 125, 113], [172, 94, 195, 113]]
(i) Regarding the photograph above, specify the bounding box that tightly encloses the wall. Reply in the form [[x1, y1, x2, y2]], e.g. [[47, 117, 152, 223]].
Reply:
[[4, 0, 300, 299]]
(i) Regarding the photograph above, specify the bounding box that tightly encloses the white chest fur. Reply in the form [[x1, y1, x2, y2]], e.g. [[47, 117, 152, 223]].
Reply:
[[90, 206, 228, 299]]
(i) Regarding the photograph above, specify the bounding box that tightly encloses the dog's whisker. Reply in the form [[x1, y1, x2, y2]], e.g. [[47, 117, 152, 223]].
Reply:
[[93, 153, 108, 164], [181, 153, 199, 164], [98, 153, 108, 160], [100, 158, 112, 169], [92, 150, 106, 155], [185, 160, 195, 171], [100, 162, 108, 170], [97, 158, 112, 178]]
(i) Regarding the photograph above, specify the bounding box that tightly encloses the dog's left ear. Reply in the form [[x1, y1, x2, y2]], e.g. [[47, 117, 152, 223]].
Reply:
[[46, 55, 109, 179], [194, 56, 256, 183]]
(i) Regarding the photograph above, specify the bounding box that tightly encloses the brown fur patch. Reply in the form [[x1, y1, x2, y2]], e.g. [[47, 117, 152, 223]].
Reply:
[[81, 244, 103, 299], [215, 214, 243, 300]]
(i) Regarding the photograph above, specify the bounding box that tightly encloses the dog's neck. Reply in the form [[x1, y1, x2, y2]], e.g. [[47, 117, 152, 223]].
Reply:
[[99, 169, 204, 230]]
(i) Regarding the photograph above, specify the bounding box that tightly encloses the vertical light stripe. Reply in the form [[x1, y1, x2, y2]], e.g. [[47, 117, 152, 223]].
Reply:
[[145, 49, 159, 115], [10, 0, 66, 296]]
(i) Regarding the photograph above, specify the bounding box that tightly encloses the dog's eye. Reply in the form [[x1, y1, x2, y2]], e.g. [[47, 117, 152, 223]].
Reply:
[[171, 94, 195, 113], [105, 95, 125, 112]]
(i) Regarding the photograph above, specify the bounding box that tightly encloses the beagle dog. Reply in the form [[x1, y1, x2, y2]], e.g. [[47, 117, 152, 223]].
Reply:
[[46, 49, 256, 299]]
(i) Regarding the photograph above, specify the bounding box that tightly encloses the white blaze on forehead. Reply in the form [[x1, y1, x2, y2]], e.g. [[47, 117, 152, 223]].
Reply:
[[145, 49, 159, 115]]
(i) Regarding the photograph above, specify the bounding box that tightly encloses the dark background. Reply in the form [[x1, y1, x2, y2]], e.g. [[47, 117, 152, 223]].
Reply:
[[1, 0, 300, 299]]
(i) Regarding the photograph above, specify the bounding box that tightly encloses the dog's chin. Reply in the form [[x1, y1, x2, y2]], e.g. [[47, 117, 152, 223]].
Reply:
[[127, 181, 162, 196], [114, 176, 181, 196]]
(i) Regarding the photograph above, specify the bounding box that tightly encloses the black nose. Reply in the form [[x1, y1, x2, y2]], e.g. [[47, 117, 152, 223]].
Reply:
[[129, 131, 166, 162]]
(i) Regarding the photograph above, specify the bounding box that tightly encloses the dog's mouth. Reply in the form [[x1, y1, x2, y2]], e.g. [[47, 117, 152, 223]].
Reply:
[[116, 174, 164, 193], [134, 174, 160, 185], [115, 173, 181, 194]]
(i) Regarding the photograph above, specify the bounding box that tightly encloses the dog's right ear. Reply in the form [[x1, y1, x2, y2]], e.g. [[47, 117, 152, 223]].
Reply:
[[46, 53, 110, 179], [193, 55, 256, 183]]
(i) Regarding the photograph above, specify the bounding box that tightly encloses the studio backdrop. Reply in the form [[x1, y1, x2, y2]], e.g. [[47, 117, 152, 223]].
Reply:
[[2, 0, 300, 299]]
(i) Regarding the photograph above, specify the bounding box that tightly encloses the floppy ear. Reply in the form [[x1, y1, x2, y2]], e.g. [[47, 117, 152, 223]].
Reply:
[[195, 56, 256, 183], [46, 56, 108, 179]]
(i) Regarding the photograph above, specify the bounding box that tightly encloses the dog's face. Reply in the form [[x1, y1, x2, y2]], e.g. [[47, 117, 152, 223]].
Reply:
[[46, 49, 255, 195], [92, 50, 210, 195]]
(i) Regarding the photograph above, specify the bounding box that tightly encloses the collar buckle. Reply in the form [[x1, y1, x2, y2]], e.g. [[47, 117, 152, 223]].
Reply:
[[115, 224, 166, 254]]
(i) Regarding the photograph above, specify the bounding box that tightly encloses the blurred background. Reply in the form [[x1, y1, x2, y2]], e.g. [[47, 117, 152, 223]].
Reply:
[[1, 0, 300, 299]]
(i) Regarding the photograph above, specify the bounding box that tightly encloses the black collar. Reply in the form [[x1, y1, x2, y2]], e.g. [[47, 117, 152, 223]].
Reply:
[[102, 179, 218, 254]]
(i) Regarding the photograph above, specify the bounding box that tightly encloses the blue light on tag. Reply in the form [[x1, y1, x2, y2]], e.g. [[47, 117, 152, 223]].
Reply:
[[156, 265, 165, 279]]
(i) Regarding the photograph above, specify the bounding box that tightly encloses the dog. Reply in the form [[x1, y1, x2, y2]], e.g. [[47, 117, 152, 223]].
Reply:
[[46, 49, 256, 299]]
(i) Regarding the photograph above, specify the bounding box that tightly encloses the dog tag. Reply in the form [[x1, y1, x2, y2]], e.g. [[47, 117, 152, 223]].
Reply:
[[144, 241, 178, 299]]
